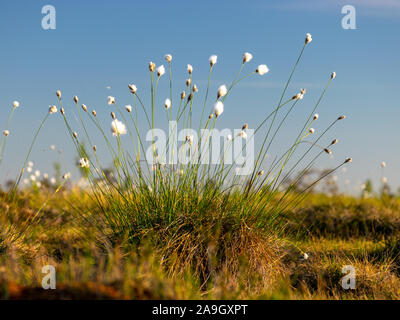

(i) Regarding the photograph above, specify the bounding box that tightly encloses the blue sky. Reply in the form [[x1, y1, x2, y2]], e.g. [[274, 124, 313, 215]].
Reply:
[[0, 0, 399, 194]]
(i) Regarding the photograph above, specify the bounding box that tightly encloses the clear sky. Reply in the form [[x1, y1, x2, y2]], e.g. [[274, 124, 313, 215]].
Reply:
[[0, 0, 399, 194]]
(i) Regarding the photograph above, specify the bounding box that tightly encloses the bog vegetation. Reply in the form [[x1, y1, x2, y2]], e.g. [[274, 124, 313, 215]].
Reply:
[[1, 33, 399, 299]]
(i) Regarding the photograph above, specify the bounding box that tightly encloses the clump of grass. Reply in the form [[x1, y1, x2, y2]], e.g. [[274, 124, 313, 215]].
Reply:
[[0, 33, 357, 298], [39, 33, 352, 283]]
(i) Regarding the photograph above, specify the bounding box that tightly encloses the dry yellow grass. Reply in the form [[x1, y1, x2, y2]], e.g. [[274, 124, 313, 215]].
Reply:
[[1, 190, 400, 300]]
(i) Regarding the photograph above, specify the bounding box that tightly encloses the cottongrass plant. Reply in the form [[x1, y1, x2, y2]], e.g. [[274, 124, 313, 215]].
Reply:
[[0, 100, 74, 243], [2, 33, 352, 279], [0, 101, 19, 168]]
